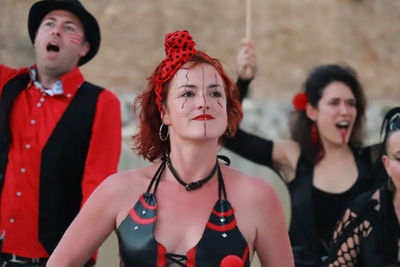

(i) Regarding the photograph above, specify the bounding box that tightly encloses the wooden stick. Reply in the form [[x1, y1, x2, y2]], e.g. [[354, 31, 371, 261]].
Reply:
[[246, 0, 251, 41], [245, 0, 252, 77]]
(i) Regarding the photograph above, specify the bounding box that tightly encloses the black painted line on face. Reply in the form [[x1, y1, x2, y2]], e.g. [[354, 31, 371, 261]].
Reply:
[[215, 73, 223, 109], [202, 65, 207, 137], [180, 72, 190, 110]]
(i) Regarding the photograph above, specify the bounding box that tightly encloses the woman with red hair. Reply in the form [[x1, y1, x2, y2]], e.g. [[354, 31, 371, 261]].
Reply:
[[47, 30, 293, 267]]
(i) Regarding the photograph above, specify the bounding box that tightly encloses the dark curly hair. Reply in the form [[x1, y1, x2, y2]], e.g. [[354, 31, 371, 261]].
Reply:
[[290, 64, 367, 163]]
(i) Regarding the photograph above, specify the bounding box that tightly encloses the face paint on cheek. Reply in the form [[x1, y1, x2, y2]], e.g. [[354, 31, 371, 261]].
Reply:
[[69, 33, 83, 46], [217, 99, 223, 109], [181, 97, 188, 110], [181, 71, 190, 110]]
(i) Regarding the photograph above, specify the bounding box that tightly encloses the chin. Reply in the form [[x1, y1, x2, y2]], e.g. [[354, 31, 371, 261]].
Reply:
[[190, 134, 220, 143]]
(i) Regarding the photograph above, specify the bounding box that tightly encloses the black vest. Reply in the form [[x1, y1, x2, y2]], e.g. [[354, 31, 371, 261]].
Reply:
[[0, 73, 103, 254], [289, 150, 374, 267]]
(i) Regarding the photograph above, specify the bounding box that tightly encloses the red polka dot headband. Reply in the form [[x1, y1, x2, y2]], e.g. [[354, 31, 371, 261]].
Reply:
[[154, 30, 222, 112]]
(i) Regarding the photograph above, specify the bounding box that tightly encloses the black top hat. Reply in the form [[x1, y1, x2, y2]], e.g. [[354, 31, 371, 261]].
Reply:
[[28, 0, 101, 66]]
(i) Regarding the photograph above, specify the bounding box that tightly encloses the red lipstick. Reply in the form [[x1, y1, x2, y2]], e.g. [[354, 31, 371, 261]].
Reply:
[[193, 114, 214, 121]]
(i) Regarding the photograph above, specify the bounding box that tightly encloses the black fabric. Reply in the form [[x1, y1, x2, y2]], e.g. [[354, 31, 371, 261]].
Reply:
[[0, 252, 47, 266], [117, 159, 250, 267], [289, 149, 374, 267], [223, 128, 274, 168], [328, 186, 400, 266], [0, 73, 103, 254], [223, 78, 274, 168], [38, 81, 103, 254], [288, 154, 322, 267], [223, 77, 273, 168], [236, 77, 252, 102], [313, 172, 364, 247], [0, 262, 46, 267], [0, 74, 30, 190]]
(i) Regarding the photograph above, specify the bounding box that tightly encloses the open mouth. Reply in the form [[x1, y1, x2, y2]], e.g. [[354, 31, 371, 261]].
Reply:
[[46, 42, 60, 53], [336, 121, 351, 143], [336, 121, 350, 130]]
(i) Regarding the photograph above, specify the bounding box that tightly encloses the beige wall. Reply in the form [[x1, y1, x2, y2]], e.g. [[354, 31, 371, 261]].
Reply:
[[2, 0, 400, 101]]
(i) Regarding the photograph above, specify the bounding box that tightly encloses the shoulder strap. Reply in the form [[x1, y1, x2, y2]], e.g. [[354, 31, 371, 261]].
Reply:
[[146, 160, 166, 194]]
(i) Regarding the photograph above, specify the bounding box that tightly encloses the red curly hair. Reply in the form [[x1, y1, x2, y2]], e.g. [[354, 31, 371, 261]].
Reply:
[[132, 52, 243, 162]]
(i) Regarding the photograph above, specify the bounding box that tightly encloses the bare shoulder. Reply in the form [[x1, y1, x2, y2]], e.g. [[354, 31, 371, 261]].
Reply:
[[221, 165, 280, 207], [91, 165, 157, 204]]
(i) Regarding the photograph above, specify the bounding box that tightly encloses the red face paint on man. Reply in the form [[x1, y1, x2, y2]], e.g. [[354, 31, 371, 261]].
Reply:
[[34, 10, 89, 75]]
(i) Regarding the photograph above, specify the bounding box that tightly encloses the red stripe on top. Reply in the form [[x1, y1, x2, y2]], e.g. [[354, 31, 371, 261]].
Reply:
[[206, 219, 237, 232], [186, 247, 196, 267], [157, 243, 167, 267], [129, 208, 156, 225], [242, 246, 249, 262], [212, 207, 234, 217], [140, 195, 157, 210]]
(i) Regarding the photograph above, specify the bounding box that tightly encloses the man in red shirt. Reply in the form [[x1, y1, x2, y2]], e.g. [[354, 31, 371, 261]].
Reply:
[[0, 0, 122, 266]]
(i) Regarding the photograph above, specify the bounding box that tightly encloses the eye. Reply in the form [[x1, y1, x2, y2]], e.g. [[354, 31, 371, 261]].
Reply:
[[328, 99, 340, 106], [182, 91, 194, 98], [65, 25, 76, 32], [210, 90, 222, 97], [43, 21, 54, 28], [347, 99, 357, 107]]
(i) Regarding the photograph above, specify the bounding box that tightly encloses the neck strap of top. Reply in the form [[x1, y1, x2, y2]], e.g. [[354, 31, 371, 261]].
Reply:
[[146, 155, 230, 199], [166, 154, 218, 191]]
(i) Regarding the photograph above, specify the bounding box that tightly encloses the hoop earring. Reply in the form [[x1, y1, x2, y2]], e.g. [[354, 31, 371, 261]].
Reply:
[[159, 123, 169, 141], [387, 176, 395, 192]]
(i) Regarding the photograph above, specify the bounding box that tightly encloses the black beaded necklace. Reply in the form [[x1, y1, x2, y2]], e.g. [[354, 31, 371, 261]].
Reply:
[[166, 155, 219, 191]]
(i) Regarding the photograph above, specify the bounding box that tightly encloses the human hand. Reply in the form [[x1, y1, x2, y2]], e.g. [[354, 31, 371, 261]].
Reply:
[[237, 39, 257, 80]]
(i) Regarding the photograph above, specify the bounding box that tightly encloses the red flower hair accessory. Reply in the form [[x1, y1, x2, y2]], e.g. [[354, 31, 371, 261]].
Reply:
[[292, 92, 308, 111], [154, 30, 221, 112]]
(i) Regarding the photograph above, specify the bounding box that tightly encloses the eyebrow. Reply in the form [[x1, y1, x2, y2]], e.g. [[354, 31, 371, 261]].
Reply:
[[208, 83, 222, 88], [178, 83, 222, 89], [43, 17, 78, 26], [178, 84, 196, 89]]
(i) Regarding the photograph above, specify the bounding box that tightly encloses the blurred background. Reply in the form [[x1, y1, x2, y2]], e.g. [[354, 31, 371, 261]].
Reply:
[[1, 0, 399, 266]]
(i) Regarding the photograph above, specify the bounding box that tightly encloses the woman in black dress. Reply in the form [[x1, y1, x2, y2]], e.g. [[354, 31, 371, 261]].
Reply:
[[328, 106, 400, 267], [226, 41, 379, 266]]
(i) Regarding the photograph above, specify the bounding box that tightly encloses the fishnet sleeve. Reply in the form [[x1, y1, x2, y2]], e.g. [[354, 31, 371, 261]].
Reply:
[[328, 191, 379, 267], [328, 208, 373, 267]]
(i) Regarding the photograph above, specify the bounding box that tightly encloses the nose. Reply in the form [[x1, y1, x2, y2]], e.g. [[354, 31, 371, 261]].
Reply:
[[51, 26, 61, 37], [196, 91, 210, 110], [339, 101, 350, 114]]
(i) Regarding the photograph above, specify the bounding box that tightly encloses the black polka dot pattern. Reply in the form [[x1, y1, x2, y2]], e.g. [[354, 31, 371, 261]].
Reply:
[[154, 30, 222, 112]]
